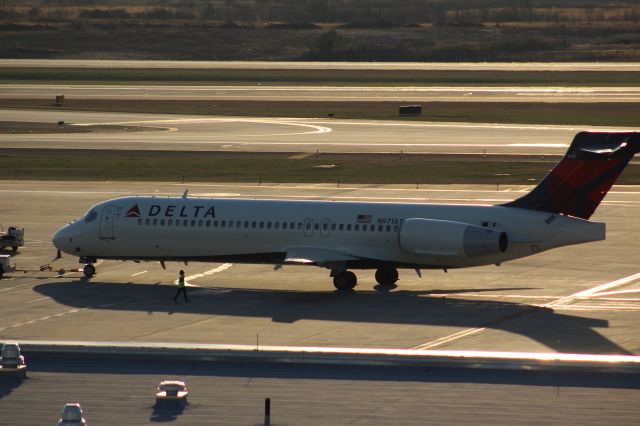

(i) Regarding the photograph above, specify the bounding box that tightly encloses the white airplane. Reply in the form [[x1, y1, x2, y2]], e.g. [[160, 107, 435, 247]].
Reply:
[[53, 131, 638, 290]]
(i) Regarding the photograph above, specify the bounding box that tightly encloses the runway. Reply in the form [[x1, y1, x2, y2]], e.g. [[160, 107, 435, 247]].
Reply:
[[1, 108, 632, 155], [3, 59, 640, 71], [4, 84, 640, 102]]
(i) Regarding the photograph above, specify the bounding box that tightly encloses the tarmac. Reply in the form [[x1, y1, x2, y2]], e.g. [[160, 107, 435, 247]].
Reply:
[[1, 180, 640, 424]]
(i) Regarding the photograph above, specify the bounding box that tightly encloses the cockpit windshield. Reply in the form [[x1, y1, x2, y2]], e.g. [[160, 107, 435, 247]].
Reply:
[[84, 209, 98, 223]]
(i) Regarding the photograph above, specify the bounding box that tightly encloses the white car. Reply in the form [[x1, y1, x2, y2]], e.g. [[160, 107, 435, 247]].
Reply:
[[0, 343, 25, 370], [156, 380, 188, 405], [57, 403, 87, 426]]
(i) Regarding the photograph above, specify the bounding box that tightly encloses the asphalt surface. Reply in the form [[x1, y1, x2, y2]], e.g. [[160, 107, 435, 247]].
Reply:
[[0, 357, 638, 425], [2, 180, 640, 424], [2, 108, 633, 155], [3, 59, 640, 71], [1, 180, 639, 355], [4, 84, 640, 103]]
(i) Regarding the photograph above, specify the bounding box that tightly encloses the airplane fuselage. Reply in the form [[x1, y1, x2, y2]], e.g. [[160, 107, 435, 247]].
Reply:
[[53, 196, 604, 271]]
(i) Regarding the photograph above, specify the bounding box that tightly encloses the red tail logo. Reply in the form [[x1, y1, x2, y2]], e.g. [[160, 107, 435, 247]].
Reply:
[[125, 204, 141, 218]]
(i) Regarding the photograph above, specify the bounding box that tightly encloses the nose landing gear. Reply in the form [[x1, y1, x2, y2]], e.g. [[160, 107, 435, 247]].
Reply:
[[79, 257, 97, 277], [83, 264, 95, 277]]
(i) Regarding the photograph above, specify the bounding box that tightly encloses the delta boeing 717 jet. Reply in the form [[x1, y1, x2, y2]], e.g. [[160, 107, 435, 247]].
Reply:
[[53, 132, 639, 290]]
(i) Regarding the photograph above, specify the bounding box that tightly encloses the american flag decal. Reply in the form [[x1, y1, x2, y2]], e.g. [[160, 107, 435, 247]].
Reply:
[[357, 214, 372, 223]]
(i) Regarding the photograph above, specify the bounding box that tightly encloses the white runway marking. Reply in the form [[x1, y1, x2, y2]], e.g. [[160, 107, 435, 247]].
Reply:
[[411, 272, 640, 350], [176, 263, 234, 286], [131, 270, 147, 277]]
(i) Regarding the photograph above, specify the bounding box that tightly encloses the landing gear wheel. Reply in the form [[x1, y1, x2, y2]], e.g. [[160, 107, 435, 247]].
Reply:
[[375, 268, 398, 286], [83, 264, 96, 277], [11, 246, 18, 252], [333, 271, 357, 290]]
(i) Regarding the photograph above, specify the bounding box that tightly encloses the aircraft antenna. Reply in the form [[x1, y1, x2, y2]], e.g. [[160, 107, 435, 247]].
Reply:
[[182, 189, 189, 199]]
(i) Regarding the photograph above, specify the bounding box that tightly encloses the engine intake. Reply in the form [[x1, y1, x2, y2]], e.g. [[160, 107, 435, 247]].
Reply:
[[399, 218, 508, 258]]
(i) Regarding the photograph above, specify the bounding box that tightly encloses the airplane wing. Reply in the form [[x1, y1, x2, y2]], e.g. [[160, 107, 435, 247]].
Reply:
[[284, 247, 360, 268]]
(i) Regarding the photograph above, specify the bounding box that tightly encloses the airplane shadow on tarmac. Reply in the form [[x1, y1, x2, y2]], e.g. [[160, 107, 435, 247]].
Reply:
[[34, 279, 632, 355]]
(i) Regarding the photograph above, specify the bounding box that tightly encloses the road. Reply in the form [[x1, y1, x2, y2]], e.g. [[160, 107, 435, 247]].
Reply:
[[2, 108, 633, 155], [0, 357, 638, 425]]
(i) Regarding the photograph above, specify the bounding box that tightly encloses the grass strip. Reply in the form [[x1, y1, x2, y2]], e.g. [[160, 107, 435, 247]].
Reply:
[[2, 68, 640, 86], [3, 150, 640, 185], [2, 99, 638, 127]]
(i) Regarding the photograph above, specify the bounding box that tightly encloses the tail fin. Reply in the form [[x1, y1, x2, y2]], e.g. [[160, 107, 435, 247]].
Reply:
[[503, 131, 640, 219]]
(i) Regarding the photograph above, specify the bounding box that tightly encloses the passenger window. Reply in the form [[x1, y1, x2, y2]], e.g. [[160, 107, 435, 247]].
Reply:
[[394, 225, 399, 232], [323, 223, 328, 230], [282, 222, 287, 230], [214, 220, 219, 227], [298, 223, 302, 230], [355, 224, 359, 231], [347, 224, 352, 231], [314, 223, 319, 230], [221, 221, 226, 227], [183, 219, 188, 226], [153, 219, 158, 226], [291, 222, 296, 229], [198, 220, 203, 227], [267, 222, 272, 229], [252, 222, 256, 228], [306, 222, 311, 230], [339, 224, 344, 231], [375, 225, 380, 232], [191, 220, 196, 227], [274, 222, 280, 229], [229, 221, 234, 228], [259, 222, 264, 229], [176, 220, 180, 227], [236, 221, 241, 227], [168, 219, 173, 226], [145, 219, 150, 225], [331, 224, 336, 231], [245, 221, 249, 228], [206, 220, 210, 227], [160, 219, 165, 226]]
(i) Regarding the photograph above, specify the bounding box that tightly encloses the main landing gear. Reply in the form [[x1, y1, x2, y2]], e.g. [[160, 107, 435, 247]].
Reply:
[[331, 268, 399, 290], [375, 268, 399, 287], [332, 270, 357, 290]]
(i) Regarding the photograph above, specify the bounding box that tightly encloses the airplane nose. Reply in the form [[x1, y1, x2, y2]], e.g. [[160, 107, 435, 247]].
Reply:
[[52, 224, 75, 254]]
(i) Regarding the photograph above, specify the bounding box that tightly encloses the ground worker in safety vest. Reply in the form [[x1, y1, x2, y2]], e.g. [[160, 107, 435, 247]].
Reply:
[[173, 270, 189, 302]]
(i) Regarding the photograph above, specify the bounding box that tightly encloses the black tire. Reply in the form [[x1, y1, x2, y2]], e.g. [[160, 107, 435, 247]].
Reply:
[[11, 246, 18, 252], [375, 268, 399, 286], [83, 264, 96, 277], [333, 271, 357, 290]]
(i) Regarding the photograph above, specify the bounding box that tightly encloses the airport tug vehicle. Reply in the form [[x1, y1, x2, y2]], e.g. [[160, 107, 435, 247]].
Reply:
[[0, 343, 27, 380], [0, 225, 24, 252]]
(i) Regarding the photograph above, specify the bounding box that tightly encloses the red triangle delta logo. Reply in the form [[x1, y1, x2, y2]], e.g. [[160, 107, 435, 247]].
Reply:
[[125, 204, 141, 218]]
